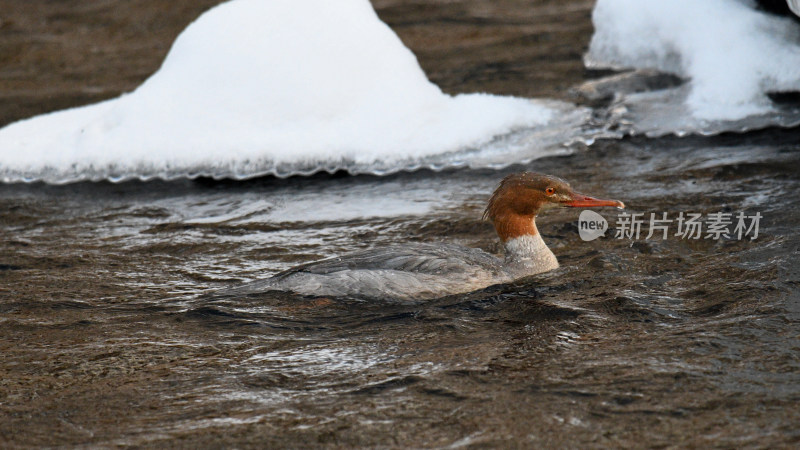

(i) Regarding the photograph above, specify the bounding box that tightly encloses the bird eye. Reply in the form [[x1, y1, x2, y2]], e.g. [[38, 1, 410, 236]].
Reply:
[[545, 187, 555, 196]]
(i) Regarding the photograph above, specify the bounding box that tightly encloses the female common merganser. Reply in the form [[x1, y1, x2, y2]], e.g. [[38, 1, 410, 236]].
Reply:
[[225, 173, 624, 301]]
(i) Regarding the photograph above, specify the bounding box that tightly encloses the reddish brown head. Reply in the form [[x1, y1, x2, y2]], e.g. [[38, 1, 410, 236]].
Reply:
[[483, 172, 625, 242]]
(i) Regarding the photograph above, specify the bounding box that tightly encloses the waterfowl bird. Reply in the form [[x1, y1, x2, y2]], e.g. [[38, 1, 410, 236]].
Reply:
[[224, 173, 624, 301]]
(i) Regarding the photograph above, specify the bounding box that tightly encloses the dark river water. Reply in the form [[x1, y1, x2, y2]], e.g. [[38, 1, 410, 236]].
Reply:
[[2, 129, 799, 447], [3, 0, 800, 446]]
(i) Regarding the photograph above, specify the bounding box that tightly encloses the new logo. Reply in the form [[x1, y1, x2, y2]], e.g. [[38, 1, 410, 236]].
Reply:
[[578, 210, 608, 241]]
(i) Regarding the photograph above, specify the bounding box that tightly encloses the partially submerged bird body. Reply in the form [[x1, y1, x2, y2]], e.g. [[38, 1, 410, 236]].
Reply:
[[235, 242, 509, 301], [225, 173, 624, 301]]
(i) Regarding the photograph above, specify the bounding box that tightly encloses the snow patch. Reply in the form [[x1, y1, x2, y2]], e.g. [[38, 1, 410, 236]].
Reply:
[[586, 0, 800, 125], [0, 0, 580, 184]]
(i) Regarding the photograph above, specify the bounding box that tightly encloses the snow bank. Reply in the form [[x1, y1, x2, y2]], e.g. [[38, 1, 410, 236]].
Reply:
[[586, 0, 800, 122], [0, 0, 578, 183]]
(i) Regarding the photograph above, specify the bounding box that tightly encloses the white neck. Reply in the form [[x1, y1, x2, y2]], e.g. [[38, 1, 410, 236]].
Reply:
[[502, 233, 559, 277]]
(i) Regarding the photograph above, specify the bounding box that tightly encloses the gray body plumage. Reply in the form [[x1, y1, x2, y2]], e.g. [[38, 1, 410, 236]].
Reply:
[[222, 235, 557, 302]]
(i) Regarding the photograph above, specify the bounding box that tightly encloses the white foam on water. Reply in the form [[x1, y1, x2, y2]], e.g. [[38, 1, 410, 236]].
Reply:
[[586, 0, 800, 135], [0, 0, 589, 184]]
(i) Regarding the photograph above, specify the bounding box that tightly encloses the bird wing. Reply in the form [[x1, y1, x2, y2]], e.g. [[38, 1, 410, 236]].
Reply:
[[271, 242, 502, 279]]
